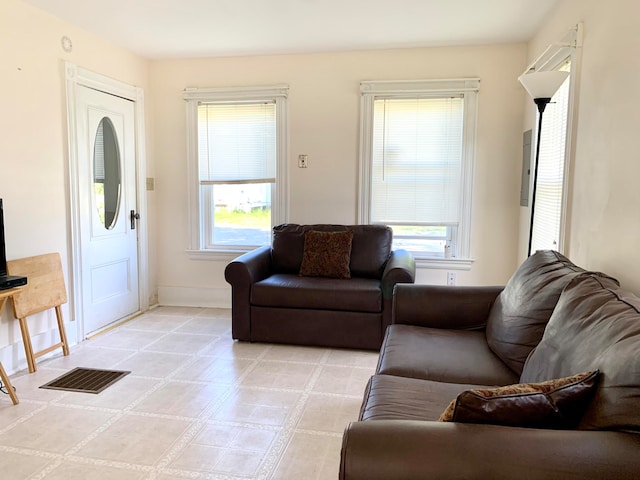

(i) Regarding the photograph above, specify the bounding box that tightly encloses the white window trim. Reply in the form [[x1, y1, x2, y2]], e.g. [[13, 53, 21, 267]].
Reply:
[[529, 57, 574, 255], [525, 24, 581, 255], [358, 78, 479, 269], [184, 85, 289, 259]]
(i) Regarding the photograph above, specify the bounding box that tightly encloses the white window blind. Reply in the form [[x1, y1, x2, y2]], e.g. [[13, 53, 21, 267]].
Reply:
[[197, 102, 276, 185], [531, 62, 570, 252], [94, 121, 105, 182], [370, 97, 464, 226]]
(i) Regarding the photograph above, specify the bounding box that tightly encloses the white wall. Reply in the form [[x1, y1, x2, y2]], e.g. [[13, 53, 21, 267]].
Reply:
[[150, 44, 527, 305], [0, 0, 151, 374], [520, 0, 640, 293]]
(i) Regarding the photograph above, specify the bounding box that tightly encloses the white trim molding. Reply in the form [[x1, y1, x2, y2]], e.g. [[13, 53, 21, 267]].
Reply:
[[183, 85, 289, 257], [415, 257, 474, 270], [358, 78, 479, 265], [522, 23, 582, 74], [183, 85, 289, 101], [157, 285, 231, 308], [65, 62, 149, 339]]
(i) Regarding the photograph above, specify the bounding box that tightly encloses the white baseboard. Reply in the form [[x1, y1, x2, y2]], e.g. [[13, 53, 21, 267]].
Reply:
[[0, 323, 78, 376], [157, 286, 231, 308]]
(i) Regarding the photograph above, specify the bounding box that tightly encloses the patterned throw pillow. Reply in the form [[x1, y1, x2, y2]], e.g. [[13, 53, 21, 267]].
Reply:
[[438, 370, 599, 429], [299, 230, 353, 279]]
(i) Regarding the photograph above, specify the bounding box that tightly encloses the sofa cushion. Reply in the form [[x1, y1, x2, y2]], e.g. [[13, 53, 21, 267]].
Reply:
[[486, 250, 618, 375], [521, 274, 640, 432], [251, 274, 382, 313], [299, 230, 353, 279], [359, 374, 490, 422], [438, 370, 599, 429], [271, 224, 392, 278], [376, 325, 518, 386]]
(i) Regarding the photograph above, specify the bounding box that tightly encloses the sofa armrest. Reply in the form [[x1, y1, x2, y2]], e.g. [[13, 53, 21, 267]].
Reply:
[[340, 420, 640, 480], [380, 249, 416, 331], [224, 245, 272, 341], [381, 249, 416, 297], [392, 283, 503, 330]]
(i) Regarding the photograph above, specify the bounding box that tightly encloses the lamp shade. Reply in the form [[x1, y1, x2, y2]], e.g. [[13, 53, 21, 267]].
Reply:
[[518, 70, 569, 100]]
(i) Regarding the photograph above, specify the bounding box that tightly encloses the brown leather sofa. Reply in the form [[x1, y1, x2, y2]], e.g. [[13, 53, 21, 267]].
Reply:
[[340, 250, 640, 479], [224, 224, 415, 350]]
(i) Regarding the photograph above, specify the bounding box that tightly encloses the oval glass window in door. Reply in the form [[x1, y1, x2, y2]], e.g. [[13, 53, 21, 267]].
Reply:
[[93, 117, 122, 230]]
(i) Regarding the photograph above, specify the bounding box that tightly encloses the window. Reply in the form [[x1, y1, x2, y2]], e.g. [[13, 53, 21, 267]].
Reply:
[[359, 79, 479, 263], [524, 24, 579, 256], [530, 61, 571, 253], [184, 86, 288, 254]]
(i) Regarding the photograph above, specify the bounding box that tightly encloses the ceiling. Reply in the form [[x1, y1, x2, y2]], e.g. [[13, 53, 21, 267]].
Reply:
[[23, 0, 560, 59]]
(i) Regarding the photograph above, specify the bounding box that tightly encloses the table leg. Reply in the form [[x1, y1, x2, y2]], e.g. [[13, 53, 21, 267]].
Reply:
[[0, 362, 19, 405]]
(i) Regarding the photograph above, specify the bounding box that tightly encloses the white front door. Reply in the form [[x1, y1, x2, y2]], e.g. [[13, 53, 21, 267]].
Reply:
[[75, 85, 140, 335]]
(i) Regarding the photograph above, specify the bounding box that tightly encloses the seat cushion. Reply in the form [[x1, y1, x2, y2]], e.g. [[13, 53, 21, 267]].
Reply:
[[376, 324, 518, 386], [486, 250, 618, 375], [521, 274, 640, 432], [251, 274, 382, 313], [359, 374, 490, 422]]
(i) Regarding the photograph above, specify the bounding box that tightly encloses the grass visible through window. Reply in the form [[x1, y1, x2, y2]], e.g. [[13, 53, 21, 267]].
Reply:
[[214, 208, 271, 228]]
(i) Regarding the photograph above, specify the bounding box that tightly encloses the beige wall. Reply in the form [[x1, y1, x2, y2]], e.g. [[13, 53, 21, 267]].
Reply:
[[150, 44, 527, 304], [520, 0, 640, 292], [0, 0, 151, 373]]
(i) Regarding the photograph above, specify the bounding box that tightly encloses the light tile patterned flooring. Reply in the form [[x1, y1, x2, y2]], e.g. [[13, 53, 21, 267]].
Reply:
[[0, 307, 379, 479]]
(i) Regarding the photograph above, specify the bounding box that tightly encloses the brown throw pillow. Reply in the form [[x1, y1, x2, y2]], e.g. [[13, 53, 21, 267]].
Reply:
[[438, 370, 599, 429], [299, 230, 353, 279]]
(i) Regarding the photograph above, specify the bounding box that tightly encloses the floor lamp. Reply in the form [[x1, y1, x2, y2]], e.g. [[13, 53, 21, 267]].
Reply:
[[518, 70, 569, 256]]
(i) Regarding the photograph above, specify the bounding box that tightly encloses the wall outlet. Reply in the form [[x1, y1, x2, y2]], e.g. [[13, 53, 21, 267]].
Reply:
[[298, 154, 308, 168], [447, 272, 456, 286]]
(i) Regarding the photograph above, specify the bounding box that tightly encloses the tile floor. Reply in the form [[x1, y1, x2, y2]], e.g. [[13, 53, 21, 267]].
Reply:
[[0, 307, 379, 479]]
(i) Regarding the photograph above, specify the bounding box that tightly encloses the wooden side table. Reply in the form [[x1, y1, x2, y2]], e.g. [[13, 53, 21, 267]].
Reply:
[[0, 287, 22, 405]]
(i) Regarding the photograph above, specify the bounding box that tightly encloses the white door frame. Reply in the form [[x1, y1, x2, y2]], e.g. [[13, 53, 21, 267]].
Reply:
[[65, 62, 149, 340]]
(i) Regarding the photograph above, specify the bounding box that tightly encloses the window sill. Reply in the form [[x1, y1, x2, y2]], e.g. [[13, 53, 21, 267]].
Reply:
[[413, 256, 474, 270], [188, 248, 472, 270], [186, 249, 254, 261]]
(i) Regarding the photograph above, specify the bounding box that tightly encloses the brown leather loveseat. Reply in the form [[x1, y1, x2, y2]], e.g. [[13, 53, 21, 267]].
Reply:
[[225, 223, 415, 350], [340, 250, 640, 479]]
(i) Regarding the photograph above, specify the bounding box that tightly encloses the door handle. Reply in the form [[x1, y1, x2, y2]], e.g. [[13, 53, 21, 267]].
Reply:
[[130, 210, 140, 229]]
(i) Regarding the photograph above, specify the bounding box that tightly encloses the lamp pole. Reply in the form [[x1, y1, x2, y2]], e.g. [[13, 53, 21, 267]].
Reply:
[[527, 98, 550, 257]]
